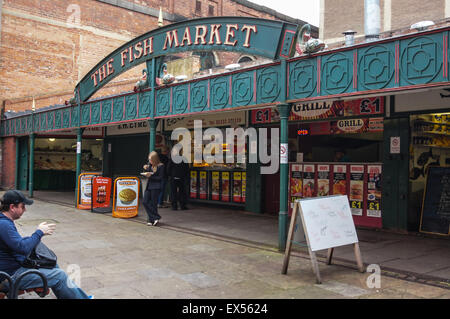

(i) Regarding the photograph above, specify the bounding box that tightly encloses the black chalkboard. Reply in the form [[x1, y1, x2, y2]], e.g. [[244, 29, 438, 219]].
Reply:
[[420, 166, 450, 235]]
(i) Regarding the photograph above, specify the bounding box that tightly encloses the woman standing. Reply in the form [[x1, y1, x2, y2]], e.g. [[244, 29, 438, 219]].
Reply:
[[142, 151, 165, 226]]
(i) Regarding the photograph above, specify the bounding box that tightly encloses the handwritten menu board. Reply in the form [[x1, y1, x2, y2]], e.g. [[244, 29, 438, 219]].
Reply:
[[298, 195, 359, 252], [420, 166, 450, 235]]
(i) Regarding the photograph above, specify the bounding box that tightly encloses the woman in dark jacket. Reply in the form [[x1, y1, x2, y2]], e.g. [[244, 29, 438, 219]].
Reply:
[[142, 151, 165, 226]]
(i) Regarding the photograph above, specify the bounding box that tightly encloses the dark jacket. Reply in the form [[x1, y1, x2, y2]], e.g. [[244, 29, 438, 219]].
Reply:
[[167, 155, 190, 179], [0, 213, 44, 275], [145, 164, 165, 190]]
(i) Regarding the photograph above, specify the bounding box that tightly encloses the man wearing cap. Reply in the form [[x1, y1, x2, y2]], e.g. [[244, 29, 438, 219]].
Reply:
[[0, 190, 90, 299]]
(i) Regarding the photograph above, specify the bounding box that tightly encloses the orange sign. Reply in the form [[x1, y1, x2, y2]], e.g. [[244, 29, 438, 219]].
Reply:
[[112, 177, 140, 218], [92, 177, 112, 210], [77, 172, 101, 210]]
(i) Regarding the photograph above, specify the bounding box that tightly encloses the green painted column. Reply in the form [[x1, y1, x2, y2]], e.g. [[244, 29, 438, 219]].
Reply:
[[28, 133, 35, 197], [15, 137, 19, 189], [75, 128, 83, 206], [149, 119, 158, 152], [277, 103, 292, 251]]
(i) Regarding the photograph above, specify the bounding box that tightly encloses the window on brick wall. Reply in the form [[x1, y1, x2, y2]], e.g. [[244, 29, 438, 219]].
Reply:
[[208, 5, 214, 16], [196, 1, 202, 14]]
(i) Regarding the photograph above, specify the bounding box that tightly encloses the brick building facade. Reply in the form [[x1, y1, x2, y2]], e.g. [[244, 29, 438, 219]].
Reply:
[[320, 0, 450, 44], [0, 0, 315, 188]]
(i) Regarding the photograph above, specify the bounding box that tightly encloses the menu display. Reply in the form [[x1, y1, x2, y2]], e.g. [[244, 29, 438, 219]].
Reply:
[[349, 165, 364, 216], [317, 165, 330, 197], [92, 176, 112, 211], [77, 172, 101, 210], [303, 164, 315, 197], [221, 172, 230, 202], [241, 172, 246, 203], [233, 172, 242, 202], [367, 165, 382, 218], [190, 171, 198, 198], [289, 163, 383, 229], [112, 177, 139, 218], [211, 172, 220, 201], [199, 171, 207, 199]]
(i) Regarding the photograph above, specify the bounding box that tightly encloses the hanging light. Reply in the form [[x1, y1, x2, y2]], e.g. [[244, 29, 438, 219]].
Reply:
[[49, 138, 55, 142]]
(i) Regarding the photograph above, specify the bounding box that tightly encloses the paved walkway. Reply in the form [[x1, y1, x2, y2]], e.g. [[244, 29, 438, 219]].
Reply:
[[4, 196, 448, 299], [29, 191, 450, 284]]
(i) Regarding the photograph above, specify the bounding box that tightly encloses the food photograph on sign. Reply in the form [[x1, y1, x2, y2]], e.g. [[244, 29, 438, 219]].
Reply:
[[116, 181, 138, 208]]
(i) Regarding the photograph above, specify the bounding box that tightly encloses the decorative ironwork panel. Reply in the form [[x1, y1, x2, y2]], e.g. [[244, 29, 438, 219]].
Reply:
[[113, 97, 124, 122], [400, 35, 444, 85], [232, 72, 253, 107], [257, 66, 281, 104], [210, 76, 229, 110], [173, 85, 188, 115], [39, 113, 46, 131], [81, 104, 91, 126], [55, 111, 62, 129], [71, 107, 78, 127], [321, 52, 353, 95], [62, 109, 71, 128], [288, 59, 317, 99], [155, 88, 170, 116], [125, 95, 137, 120], [139, 91, 151, 118], [47, 112, 54, 131], [91, 102, 101, 124], [33, 115, 40, 131], [26, 116, 32, 133], [190, 81, 208, 112], [358, 44, 395, 90], [101, 100, 112, 123]]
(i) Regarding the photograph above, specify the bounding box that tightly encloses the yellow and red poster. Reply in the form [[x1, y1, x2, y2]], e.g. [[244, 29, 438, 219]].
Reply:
[[190, 171, 198, 198], [241, 172, 246, 203], [77, 172, 101, 210], [317, 165, 330, 197], [199, 171, 207, 199], [92, 176, 112, 210], [233, 172, 242, 203], [112, 177, 139, 218], [349, 165, 364, 216], [221, 172, 230, 202], [211, 171, 220, 201]]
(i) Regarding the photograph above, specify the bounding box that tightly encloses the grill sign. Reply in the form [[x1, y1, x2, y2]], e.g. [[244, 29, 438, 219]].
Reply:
[[336, 119, 364, 132]]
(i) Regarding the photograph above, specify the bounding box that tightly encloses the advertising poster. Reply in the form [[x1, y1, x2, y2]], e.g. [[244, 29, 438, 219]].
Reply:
[[349, 165, 365, 216], [211, 171, 220, 201], [199, 171, 207, 199], [367, 165, 382, 218], [241, 172, 246, 203], [303, 164, 315, 198], [190, 171, 198, 198], [317, 165, 330, 197], [221, 172, 230, 202], [92, 177, 112, 209], [233, 172, 242, 203], [77, 172, 101, 210], [112, 177, 139, 218], [332, 165, 347, 195]]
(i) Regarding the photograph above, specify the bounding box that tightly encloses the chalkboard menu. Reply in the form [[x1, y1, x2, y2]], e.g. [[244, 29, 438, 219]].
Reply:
[[420, 166, 450, 235]]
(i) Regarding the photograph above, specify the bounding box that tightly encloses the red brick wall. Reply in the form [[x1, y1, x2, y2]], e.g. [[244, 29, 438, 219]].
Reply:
[[1, 137, 16, 190]]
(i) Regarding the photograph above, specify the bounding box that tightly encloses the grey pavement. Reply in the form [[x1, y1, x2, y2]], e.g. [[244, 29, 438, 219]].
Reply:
[[4, 190, 449, 299]]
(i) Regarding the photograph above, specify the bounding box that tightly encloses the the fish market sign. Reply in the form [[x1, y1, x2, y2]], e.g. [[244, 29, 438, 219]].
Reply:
[[76, 17, 298, 102]]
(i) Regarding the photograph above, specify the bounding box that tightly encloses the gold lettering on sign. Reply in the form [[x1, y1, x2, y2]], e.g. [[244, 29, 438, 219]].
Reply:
[[209, 24, 222, 45], [224, 24, 238, 46], [180, 27, 193, 46], [164, 30, 180, 49], [134, 42, 143, 59], [241, 25, 257, 48], [143, 37, 154, 56], [194, 25, 208, 45]]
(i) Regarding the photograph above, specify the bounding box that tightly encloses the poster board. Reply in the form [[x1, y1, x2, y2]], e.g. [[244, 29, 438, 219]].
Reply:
[[77, 172, 101, 210], [91, 176, 112, 213], [282, 195, 363, 284], [112, 177, 140, 218], [419, 166, 450, 236]]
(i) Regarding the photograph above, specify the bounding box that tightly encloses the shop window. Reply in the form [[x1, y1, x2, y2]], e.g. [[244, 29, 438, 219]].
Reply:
[[192, 51, 217, 70]]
